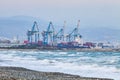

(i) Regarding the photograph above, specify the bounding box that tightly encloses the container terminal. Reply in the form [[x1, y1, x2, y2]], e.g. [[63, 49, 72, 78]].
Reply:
[[0, 20, 120, 51]]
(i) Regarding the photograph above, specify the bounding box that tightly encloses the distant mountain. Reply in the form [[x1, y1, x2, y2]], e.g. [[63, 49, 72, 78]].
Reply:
[[0, 16, 120, 42], [80, 27, 120, 42], [0, 16, 47, 41]]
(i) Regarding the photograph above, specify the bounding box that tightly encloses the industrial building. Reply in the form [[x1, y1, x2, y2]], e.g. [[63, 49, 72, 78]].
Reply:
[[24, 20, 85, 48], [0, 20, 116, 49]]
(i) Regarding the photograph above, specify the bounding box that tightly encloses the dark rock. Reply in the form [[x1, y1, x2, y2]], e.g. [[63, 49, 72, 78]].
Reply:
[[0, 66, 113, 80]]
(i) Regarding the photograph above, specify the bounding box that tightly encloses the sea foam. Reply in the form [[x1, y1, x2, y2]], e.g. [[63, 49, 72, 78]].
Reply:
[[0, 50, 120, 80]]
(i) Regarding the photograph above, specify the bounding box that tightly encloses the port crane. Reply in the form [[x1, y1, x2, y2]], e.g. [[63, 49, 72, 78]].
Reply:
[[27, 21, 39, 43], [54, 21, 66, 42], [66, 20, 82, 42], [42, 22, 55, 45], [26, 20, 82, 48]]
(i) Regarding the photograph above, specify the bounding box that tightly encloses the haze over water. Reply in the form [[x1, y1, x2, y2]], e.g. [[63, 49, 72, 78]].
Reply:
[[0, 0, 120, 29], [0, 0, 120, 80], [0, 0, 120, 42]]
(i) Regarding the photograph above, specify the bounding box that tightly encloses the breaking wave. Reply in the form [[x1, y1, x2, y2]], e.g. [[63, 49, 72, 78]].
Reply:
[[0, 50, 120, 80]]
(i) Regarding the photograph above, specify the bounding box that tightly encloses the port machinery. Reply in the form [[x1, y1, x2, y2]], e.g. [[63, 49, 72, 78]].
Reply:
[[41, 21, 66, 46], [66, 20, 82, 42], [54, 21, 66, 43], [42, 22, 55, 45], [26, 20, 82, 48], [27, 21, 40, 44]]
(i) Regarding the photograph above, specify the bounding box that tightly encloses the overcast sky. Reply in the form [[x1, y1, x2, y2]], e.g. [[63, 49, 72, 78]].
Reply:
[[0, 0, 120, 29]]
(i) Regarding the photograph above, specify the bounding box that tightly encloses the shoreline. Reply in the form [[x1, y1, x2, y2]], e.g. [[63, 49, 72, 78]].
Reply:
[[0, 66, 113, 80], [0, 48, 120, 52]]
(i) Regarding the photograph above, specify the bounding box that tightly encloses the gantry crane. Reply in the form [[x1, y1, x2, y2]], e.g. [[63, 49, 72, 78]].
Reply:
[[54, 21, 66, 42], [27, 21, 39, 43], [66, 20, 82, 42], [42, 22, 55, 45]]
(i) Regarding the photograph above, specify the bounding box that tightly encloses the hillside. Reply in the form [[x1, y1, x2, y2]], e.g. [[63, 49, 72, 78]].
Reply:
[[0, 16, 120, 42]]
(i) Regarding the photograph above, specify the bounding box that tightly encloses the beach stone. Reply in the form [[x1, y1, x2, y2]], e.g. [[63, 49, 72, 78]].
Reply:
[[0, 66, 113, 80]]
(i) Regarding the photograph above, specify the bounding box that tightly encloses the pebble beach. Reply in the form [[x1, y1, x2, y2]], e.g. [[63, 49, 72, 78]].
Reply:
[[0, 66, 113, 80]]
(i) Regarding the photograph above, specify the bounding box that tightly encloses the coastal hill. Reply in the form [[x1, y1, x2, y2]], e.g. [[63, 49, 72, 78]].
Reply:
[[0, 16, 120, 42]]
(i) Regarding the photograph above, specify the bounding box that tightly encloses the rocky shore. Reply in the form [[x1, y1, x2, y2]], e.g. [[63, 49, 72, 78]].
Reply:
[[0, 47, 120, 52], [0, 66, 113, 80]]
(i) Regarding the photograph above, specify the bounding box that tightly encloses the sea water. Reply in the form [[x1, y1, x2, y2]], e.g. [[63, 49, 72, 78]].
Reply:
[[0, 50, 120, 80]]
